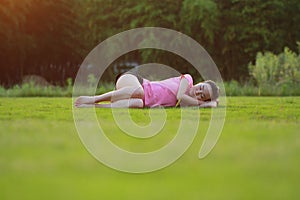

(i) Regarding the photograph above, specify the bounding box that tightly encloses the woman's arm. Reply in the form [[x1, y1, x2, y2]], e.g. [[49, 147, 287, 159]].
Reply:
[[178, 94, 203, 107], [176, 76, 202, 107], [176, 76, 189, 100], [180, 96, 217, 107], [198, 101, 218, 108]]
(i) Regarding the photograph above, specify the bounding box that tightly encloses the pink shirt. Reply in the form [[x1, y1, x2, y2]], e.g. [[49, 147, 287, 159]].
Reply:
[[142, 74, 194, 107]]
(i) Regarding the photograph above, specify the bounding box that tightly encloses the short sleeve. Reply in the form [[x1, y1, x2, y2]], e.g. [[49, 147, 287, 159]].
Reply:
[[181, 74, 193, 87]]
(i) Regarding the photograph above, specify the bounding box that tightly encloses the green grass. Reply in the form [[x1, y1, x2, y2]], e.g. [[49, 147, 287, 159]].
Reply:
[[0, 97, 299, 200]]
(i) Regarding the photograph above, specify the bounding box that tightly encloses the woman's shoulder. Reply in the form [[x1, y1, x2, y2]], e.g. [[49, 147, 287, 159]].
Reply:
[[181, 74, 193, 86]]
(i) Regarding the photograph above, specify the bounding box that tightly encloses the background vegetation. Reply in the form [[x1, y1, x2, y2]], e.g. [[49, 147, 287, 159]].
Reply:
[[1, 0, 300, 93]]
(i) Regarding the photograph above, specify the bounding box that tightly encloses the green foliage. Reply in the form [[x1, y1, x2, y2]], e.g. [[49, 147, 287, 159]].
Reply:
[[249, 46, 300, 95], [87, 74, 97, 87], [1, 0, 300, 85], [224, 80, 258, 96], [249, 52, 279, 87], [0, 0, 81, 84], [180, 0, 218, 44], [212, 0, 288, 79], [0, 80, 115, 97]]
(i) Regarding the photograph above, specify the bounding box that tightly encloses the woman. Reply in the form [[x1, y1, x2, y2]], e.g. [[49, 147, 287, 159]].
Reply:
[[74, 72, 219, 108]]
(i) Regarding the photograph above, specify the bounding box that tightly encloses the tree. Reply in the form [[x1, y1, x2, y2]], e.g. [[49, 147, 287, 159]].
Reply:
[[0, 0, 81, 85]]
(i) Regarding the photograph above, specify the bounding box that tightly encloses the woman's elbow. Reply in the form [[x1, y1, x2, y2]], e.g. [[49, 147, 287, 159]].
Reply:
[[176, 94, 183, 100]]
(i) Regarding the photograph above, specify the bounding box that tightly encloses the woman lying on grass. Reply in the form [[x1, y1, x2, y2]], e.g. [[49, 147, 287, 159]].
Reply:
[[75, 72, 219, 108]]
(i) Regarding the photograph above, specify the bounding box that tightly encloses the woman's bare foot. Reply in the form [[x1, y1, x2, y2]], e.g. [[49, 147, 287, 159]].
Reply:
[[75, 103, 96, 108], [74, 96, 96, 106]]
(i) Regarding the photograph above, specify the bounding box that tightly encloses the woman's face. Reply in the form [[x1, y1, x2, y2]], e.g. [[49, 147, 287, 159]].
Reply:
[[189, 83, 212, 101]]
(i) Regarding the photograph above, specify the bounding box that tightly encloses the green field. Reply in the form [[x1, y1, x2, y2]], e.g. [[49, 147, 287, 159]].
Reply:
[[0, 97, 299, 200]]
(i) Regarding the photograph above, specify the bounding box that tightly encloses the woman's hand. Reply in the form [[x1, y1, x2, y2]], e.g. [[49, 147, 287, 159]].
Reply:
[[199, 100, 218, 108], [197, 100, 205, 105]]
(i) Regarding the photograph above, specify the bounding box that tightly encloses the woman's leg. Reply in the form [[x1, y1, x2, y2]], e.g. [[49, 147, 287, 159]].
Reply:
[[76, 98, 144, 108], [75, 74, 144, 107]]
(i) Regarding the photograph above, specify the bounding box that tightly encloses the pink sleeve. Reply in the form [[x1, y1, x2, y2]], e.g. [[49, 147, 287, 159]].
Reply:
[[181, 74, 193, 87]]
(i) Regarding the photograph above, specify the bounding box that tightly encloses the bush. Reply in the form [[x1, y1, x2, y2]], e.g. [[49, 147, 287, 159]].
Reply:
[[224, 80, 258, 96], [0, 78, 115, 97], [249, 45, 300, 96]]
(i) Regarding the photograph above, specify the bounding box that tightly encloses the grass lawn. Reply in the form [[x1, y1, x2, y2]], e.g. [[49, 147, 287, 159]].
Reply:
[[0, 97, 299, 200]]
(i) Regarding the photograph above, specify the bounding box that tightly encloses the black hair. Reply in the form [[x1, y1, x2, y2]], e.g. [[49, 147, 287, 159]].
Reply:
[[204, 80, 219, 101]]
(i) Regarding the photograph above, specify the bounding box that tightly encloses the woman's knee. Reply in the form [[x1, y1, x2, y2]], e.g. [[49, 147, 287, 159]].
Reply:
[[132, 86, 144, 99], [116, 74, 142, 89], [116, 74, 144, 98], [129, 99, 144, 108]]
